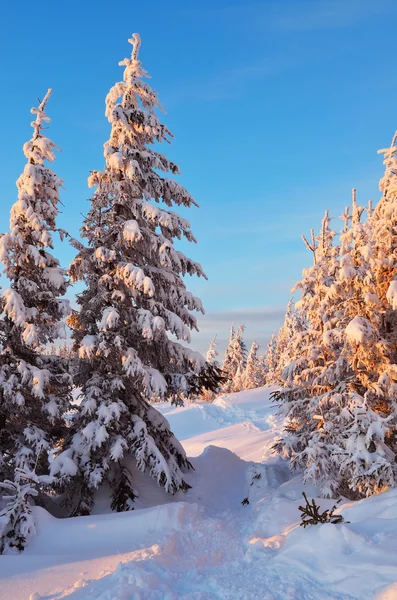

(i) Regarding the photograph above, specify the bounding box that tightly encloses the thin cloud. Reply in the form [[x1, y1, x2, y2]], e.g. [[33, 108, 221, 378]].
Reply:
[[270, 0, 396, 32], [164, 55, 301, 106], [191, 304, 287, 355], [199, 305, 286, 328], [192, 0, 397, 32]]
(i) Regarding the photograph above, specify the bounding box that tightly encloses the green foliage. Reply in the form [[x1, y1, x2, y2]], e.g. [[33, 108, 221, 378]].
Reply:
[[298, 492, 345, 528]]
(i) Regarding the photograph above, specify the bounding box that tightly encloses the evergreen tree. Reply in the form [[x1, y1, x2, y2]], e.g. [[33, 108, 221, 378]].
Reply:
[[52, 34, 219, 514], [0, 90, 72, 550], [372, 133, 397, 310], [222, 323, 235, 385], [309, 191, 395, 497], [232, 365, 246, 394], [274, 299, 305, 384], [244, 340, 262, 389], [223, 324, 247, 393], [200, 335, 221, 400], [275, 191, 397, 498], [206, 335, 219, 366], [371, 134, 397, 365], [273, 211, 342, 495], [258, 352, 269, 386], [263, 333, 278, 384]]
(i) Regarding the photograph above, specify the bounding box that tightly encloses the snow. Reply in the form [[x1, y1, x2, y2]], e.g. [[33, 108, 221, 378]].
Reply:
[[97, 306, 120, 330], [345, 315, 375, 345], [2, 386, 397, 599], [387, 280, 397, 309], [123, 220, 142, 244]]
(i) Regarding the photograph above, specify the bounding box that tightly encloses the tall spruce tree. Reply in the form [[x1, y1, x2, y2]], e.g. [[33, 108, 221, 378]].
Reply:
[[52, 34, 219, 514], [0, 90, 72, 551], [272, 211, 342, 495]]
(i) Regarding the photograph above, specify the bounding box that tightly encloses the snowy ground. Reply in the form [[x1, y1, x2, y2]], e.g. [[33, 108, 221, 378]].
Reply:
[[2, 386, 397, 599]]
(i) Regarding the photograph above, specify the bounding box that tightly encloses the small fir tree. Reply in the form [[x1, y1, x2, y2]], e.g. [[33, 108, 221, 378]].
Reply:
[[206, 335, 219, 366], [244, 340, 263, 389], [274, 299, 305, 384], [263, 333, 278, 384], [223, 324, 247, 393], [222, 323, 235, 385], [201, 335, 221, 401]]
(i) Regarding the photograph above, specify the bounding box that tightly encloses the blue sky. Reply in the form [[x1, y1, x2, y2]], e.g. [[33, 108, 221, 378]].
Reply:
[[1, 0, 397, 356]]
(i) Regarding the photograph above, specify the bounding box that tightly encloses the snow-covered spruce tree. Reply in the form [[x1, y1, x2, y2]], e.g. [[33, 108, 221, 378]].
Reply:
[[200, 335, 221, 400], [310, 191, 397, 498], [52, 35, 220, 515], [272, 211, 342, 495], [371, 133, 397, 310], [0, 90, 72, 551], [263, 332, 278, 384], [273, 299, 305, 384], [222, 323, 235, 385], [258, 351, 269, 385], [244, 340, 263, 389], [223, 324, 247, 393], [206, 335, 219, 367], [371, 134, 397, 364], [275, 194, 397, 498]]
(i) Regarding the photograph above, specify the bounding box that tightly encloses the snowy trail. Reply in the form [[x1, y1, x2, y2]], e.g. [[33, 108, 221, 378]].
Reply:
[[2, 387, 397, 599], [159, 385, 283, 463]]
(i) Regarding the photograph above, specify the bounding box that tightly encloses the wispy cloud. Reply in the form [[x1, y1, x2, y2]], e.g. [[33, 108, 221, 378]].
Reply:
[[191, 304, 286, 355], [192, 0, 397, 33], [165, 0, 397, 107], [199, 305, 286, 328], [165, 55, 299, 106], [268, 0, 396, 32]]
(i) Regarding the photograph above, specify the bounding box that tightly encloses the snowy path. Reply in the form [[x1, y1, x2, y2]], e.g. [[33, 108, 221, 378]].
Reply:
[[2, 387, 397, 599]]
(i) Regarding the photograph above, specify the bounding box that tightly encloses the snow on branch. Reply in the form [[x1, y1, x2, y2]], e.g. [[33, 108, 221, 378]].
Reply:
[[31, 88, 52, 141], [128, 33, 141, 62]]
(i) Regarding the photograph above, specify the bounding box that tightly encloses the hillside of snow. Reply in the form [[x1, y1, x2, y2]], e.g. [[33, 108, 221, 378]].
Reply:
[[2, 386, 397, 600]]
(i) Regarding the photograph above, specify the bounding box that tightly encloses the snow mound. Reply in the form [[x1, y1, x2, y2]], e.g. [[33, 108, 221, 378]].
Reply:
[[3, 386, 397, 599]]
